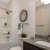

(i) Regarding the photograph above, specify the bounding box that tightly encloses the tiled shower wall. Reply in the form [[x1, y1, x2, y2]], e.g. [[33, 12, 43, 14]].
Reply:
[[0, 8, 10, 42]]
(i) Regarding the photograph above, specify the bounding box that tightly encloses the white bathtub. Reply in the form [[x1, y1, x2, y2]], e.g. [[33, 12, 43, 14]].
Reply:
[[0, 40, 12, 50]]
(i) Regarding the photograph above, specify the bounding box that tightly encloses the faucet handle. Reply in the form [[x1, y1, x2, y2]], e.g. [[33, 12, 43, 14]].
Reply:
[[31, 37, 34, 40]]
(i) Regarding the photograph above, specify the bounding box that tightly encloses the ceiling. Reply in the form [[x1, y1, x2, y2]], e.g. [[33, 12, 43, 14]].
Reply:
[[0, 0, 10, 3], [0, 0, 43, 6], [36, 0, 44, 7]]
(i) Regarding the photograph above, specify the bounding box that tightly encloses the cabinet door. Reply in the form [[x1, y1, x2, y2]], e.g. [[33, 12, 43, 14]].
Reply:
[[23, 42, 45, 50]]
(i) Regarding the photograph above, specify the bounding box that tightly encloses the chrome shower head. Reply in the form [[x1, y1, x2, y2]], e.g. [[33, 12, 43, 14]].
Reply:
[[6, 11, 10, 15]]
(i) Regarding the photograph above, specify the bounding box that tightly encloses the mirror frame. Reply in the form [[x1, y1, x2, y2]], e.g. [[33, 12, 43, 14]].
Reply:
[[19, 9, 28, 22]]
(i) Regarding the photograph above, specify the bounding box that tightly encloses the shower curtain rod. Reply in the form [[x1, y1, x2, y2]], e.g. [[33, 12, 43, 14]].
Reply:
[[0, 7, 12, 12]]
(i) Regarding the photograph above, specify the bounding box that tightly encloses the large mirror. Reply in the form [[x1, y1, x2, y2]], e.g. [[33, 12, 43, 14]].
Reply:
[[36, 0, 50, 36]]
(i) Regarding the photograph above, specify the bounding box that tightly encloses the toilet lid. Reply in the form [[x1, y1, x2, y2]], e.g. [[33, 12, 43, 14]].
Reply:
[[10, 46, 22, 50]]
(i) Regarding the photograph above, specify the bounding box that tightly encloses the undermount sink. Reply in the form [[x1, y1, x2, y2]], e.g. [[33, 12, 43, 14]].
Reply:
[[35, 41, 50, 47]]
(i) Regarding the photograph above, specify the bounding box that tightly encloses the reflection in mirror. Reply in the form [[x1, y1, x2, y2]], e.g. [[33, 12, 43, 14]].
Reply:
[[36, 0, 50, 36]]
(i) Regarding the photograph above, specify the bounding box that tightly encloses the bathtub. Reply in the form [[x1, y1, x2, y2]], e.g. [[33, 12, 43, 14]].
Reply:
[[0, 40, 12, 50]]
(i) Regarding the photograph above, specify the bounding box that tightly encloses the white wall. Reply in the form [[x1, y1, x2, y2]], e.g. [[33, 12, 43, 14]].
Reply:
[[8, 0, 36, 47], [36, 4, 50, 36], [7, 0, 36, 48], [19, 0, 35, 37], [11, 0, 20, 47], [0, 1, 8, 9], [18, 0, 36, 47], [12, 0, 35, 45]]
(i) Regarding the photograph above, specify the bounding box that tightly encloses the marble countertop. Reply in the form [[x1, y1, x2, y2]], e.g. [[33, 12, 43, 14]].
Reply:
[[22, 38, 50, 50]]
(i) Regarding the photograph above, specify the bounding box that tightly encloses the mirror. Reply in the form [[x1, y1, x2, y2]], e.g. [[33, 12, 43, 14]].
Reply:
[[19, 9, 28, 22], [36, 0, 50, 36]]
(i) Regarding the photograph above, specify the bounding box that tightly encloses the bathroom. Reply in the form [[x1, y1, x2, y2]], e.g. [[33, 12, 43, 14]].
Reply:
[[0, 0, 50, 50]]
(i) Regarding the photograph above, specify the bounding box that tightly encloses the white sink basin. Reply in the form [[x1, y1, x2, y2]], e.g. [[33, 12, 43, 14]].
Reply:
[[35, 41, 50, 47]]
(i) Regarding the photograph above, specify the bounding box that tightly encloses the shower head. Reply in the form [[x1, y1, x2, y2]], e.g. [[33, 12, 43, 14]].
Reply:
[[6, 11, 10, 15]]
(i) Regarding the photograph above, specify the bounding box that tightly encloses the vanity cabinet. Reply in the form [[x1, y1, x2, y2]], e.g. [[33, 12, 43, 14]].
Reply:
[[23, 42, 45, 50]]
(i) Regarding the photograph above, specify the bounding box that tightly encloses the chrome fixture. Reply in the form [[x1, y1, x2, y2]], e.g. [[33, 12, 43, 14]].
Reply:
[[18, 23, 29, 29], [0, 7, 12, 12], [0, 7, 12, 15], [6, 11, 11, 15]]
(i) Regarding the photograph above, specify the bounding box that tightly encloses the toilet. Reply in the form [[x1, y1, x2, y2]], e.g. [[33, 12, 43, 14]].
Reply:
[[9, 46, 23, 50]]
